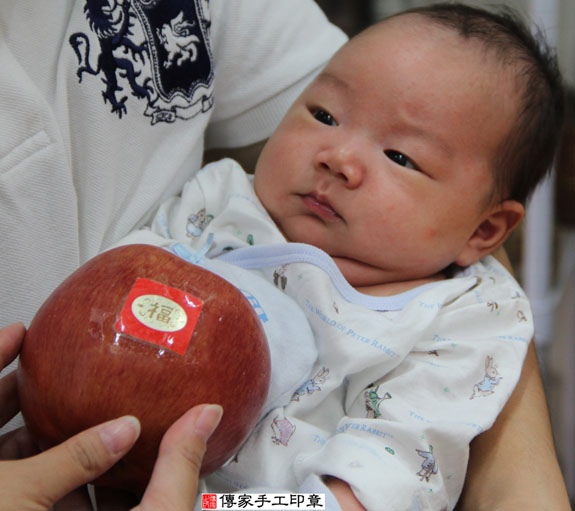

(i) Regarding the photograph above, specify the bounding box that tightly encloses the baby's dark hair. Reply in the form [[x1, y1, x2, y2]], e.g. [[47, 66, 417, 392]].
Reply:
[[394, 2, 565, 204]]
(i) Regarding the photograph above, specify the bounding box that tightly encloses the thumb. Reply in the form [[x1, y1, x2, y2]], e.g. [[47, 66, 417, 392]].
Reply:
[[13, 416, 141, 509], [135, 404, 223, 511]]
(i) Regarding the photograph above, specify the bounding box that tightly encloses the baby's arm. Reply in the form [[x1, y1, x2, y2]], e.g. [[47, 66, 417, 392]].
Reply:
[[456, 341, 571, 510], [456, 247, 570, 510], [324, 477, 366, 510], [321, 248, 568, 511], [299, 258, 536, 509], [319, 340, 568, 511], [322, 343, 572, 511], [245, 350, 562, 511]]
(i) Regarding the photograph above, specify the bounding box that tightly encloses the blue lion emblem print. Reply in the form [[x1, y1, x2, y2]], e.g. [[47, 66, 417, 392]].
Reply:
[[70, 0, 214, 123]]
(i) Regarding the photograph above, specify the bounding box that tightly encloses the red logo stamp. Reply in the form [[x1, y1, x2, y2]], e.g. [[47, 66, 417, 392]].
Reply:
[[115, 278, 203, 355], [201, 493, 218, 509]]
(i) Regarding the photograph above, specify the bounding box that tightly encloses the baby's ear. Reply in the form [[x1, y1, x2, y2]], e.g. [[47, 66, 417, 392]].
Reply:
[[455, 200, 524, 267]]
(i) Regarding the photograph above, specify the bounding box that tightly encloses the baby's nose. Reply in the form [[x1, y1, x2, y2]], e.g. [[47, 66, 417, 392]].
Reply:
[[315, 144, 365, 189]]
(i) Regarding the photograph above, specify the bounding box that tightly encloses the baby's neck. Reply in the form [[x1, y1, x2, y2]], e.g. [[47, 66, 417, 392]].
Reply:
[[356, 273, 446, 298], [332, 255, 447, 297]]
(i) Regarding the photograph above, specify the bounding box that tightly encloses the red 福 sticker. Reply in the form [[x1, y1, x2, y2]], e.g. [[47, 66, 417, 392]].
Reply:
[[115, 278, 203, 355]]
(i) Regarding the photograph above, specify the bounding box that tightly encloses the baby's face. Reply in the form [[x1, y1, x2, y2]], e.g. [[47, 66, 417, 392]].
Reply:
[[254, 15, 519, 288]]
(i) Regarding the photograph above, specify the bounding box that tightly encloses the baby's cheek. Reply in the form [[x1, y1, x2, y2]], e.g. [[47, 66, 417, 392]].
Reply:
[[423, 226, 439, 241]]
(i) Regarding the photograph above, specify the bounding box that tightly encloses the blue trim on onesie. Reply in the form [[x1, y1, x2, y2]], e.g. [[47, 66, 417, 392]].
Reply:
[[216, 243, 441, 311]]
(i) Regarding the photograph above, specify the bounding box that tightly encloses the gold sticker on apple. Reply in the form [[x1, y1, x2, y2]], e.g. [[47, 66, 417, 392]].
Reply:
[[131, 295, 188, 332], [115, 278, 203, 355]]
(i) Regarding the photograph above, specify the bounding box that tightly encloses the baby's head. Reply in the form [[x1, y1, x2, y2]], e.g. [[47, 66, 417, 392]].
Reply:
[[396, 3, 564, 205], [254, 3, 564, 288]]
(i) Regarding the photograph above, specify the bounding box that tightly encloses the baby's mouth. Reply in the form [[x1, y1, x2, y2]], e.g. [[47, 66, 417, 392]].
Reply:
[[300, 193, 341, 221]]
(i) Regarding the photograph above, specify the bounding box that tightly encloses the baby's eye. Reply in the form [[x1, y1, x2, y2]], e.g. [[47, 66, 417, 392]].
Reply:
[[312, 109, 338, 126], [384, 150, 418, 170]]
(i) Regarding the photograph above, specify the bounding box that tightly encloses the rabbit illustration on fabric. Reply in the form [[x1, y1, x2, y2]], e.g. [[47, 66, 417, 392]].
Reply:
[[470, 355, 502, 399], [186, 208, 213, 238], [273, 264, 288, 290], [416, 446, 438, 482]]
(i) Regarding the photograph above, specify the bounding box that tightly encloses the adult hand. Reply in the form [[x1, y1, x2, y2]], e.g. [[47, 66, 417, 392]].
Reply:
[[0, 322, 223, 511]]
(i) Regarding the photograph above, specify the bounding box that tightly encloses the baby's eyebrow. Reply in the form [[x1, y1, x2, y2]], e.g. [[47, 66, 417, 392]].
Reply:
[[314, 71, 351, 92], [396, 121, 454, 159]]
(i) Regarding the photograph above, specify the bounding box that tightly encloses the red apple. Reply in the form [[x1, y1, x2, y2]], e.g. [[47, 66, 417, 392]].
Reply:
[[17, 244, 270, 491]]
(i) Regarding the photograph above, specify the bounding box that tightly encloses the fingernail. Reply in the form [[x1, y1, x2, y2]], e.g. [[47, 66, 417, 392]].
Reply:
[[99, 416, 141, 456], [194, 404, 223, 441]]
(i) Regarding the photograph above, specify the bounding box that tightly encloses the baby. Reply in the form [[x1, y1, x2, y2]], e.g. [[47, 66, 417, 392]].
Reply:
[[116, 3, 563, 510]]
